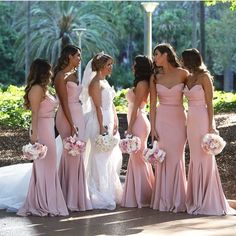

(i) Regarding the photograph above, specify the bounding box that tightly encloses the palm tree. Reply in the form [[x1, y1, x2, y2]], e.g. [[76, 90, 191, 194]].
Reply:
[[14, 1, 118, 67]]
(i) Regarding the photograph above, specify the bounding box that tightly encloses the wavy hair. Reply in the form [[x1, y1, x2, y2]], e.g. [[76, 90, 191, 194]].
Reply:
[[133, 55, 153, 87], [52, 44, 80, 84], [153, 43, 181, 68], [24, 58, 52, 109], [91, 52, 113, 72]]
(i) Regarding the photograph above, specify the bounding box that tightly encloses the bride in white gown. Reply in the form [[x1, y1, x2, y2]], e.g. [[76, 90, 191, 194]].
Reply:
[[82, 53, 123, 210], [0, 54, 123, 213]]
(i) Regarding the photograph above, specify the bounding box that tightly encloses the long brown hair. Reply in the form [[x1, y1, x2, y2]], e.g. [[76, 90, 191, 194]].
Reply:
[[24, 58, 52, 109], [182, 48, 208, 74], [133, 55, 153, 87], [153, 43, 181, 68], [91, 52, 113, 72], [52, 44, 80, 84]]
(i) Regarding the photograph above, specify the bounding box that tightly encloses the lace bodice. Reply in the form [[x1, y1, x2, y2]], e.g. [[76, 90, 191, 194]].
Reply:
[[101, 80, 115, 110]]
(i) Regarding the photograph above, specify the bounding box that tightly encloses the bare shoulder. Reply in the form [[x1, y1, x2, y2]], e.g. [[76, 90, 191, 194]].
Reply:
[[176, 67, 189, 76], [137, 80, 149, 88], [54, 71, 65, 83], [198, 72, 212, 84], [89, 77, 101, 93], [29, 84, 43, 94]]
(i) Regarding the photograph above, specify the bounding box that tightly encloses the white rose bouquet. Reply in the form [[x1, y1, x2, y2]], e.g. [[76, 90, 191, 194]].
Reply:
[[201, 133, 226, 155], [22, 142, 47, 160], [119, 135, 141, 154], [63, 135, 86, 157], [143, 141, 166, 165], [95, 134, 119, 152]]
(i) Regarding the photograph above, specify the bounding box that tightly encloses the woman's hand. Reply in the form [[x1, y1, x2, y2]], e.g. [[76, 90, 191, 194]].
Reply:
[[71, 125, 78, 136], [151, 128, 159, 143], [113, 116, 119, 135], [30, 132, 38, 144], [100, 126, 107, 135], [209, 126, 219, 135], [126, 126, 133, 136]]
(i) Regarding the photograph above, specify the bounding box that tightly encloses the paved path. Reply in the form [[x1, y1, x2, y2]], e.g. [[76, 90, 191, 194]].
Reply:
[[1, 207, 236, 236]]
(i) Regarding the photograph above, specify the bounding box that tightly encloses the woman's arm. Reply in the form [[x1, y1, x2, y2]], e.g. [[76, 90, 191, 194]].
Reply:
[[89, 80, 106, 135], [126, 81, 149, 135], [54, 72, 77, 136], [201, 74, 217, 133], [112, 103, 119, 135], [149, 75, 159, 142], [28, 85, 44, 143]]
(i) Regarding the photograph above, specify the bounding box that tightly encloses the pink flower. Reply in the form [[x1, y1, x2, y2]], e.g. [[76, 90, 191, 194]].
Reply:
[[22, 142, 47, 160], [201, 133, 226, 155], [119, 136, 141, 154], [143, 141, 166, 165], [63, 135, 86, 157]]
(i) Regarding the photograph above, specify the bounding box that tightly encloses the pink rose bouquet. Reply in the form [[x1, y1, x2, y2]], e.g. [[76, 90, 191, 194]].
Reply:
[[119, 135, 141, 154], [201, 133, 226, 155], [143, 141, 166, 165], [22, 142, 47, 160], [95, 134, 119, 152], [63, 136, 86, 157]]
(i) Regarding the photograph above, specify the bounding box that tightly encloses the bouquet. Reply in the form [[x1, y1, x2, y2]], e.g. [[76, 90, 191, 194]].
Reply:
[[63, 136, 86, 157], [119, 135, 141, 154], [95, 134, 119, 152], [201, 133, 226, 155], [143, 141, 166, 165], [22, 142, 47, 160]]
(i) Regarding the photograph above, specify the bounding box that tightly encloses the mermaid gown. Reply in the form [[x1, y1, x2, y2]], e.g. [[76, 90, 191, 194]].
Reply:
[[84, 80, 123, 210], [151, 83, 187, 212], [121, 88, 154, 208], [56, 81, 92, 211], [184, 84, 236, 215], [17, 94, 69, 216]]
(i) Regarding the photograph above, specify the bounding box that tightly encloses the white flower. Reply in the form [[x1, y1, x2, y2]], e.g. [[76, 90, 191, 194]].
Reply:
[[22, 142, 47, 161], [201, 133, 226, 155]]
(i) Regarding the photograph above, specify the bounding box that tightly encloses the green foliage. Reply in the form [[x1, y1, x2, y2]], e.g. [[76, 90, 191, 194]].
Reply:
[[0, 2, 24, 86], [109, 65, 133, 89], [113, 89, 128, 113], [0, 85, 30, 128], [14, 1, 118, 68], [206, 0, 236, 10], [206, 8, 236, 74], [214, 91, 236, 113], [0, 86, 235, 128]]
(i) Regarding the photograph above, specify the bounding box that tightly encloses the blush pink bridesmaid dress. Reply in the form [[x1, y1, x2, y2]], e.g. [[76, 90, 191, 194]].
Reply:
[[184, 84, 236, 215], [56, 81, 92, 212], [121, 88, 154, 208], [151, 83, 187, 212], [17, 95, 69, 216]]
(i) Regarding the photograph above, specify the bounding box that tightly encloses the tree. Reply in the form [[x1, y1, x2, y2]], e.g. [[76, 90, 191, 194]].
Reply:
[[13, 1, 118, 67]]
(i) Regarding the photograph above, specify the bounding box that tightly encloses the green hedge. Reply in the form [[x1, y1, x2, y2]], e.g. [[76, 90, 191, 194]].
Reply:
[[0, 86, 235, 128]]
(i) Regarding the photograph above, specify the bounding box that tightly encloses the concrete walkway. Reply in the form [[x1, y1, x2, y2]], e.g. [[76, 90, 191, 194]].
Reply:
[[1, 207, 236, 236]]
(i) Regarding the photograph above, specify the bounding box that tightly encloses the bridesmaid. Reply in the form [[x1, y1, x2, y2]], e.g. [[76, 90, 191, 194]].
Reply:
[[121, 55, 154, 208], [17, 59, 68, 216], [53, 45, 92, 212], [182, 48, 236, 215], [150, 43, 188, 212]]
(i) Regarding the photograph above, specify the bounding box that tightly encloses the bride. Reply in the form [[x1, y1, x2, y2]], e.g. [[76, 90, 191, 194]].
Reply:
[[82, 52, 123, 210]]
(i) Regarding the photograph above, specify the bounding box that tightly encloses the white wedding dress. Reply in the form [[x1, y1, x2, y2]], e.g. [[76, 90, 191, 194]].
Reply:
[[0, 137, 63, 212], [84, 80, 123, 210]]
